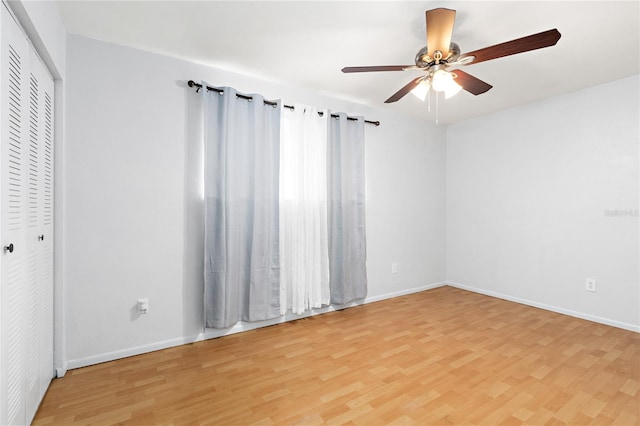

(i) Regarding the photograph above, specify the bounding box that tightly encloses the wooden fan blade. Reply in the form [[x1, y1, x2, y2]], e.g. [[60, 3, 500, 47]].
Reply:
[[426, 8, 456, 58], [452, 70, 492, 95], [462, 29, 561, 65], [384, 77, 424, 103], [342, 66, 412, 73]]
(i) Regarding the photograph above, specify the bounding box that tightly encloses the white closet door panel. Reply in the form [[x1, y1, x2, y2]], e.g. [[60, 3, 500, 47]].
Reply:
[[25, 63, 40, 419], [24, 47, 42, 420], [0, 5, 28, 425], [35, 49, 54, 406]]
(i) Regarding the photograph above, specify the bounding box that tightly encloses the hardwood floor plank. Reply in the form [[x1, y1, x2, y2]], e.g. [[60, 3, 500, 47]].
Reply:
[[33, 287, 640, 425]]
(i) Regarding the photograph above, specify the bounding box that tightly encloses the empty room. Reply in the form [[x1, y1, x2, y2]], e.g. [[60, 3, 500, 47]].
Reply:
[[0, 1, 638, 425]]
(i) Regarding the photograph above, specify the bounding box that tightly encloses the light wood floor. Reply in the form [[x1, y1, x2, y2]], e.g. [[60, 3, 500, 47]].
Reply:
[[34, 286, 639, 425]]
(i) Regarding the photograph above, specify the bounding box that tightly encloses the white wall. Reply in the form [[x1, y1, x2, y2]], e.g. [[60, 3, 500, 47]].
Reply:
[[446, 75, 640, 331], [64, 34, 446, 367]]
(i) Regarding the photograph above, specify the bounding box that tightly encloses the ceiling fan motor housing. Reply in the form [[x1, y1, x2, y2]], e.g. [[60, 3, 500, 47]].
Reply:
[[415, 42, 461, 67]]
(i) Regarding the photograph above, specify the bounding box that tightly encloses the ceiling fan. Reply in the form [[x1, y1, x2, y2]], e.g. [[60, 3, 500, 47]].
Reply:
[[342, 8, 561, 103]]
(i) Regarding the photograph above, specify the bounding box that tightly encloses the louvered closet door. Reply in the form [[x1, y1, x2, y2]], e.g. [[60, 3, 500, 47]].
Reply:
[[1, 4, 55, 425], [37, 53, 54, 407], [27, 45, 55, 419], [0, 4, 29, 425], [25, 47, 41, 421]]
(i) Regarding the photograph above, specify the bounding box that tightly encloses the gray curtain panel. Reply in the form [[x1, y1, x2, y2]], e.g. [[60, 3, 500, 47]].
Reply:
[[328, 114, 368, 304], [203, 85, 281, 328]]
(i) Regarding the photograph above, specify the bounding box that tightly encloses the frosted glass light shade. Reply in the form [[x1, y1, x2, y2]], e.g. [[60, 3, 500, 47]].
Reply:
[[432, 69, 462, 99], [431, 69, 453, 92], [410, 80, 431, 101], [444, 80, 462, 99]]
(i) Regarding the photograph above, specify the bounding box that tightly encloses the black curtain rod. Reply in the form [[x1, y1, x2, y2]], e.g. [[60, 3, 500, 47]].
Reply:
[[187, 80, 380, 126]]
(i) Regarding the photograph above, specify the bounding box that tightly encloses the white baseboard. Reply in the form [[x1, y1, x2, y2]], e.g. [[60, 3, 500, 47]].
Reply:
[[365, 281, 447, 304], [447, 281, 640, 333], [202, 281, 448, 340], [55, 363, 68, 378], [66, 281, 448, 370], [66, 333, 206, 371]]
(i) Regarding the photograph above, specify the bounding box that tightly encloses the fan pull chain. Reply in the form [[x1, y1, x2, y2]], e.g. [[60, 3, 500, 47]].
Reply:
[[436, 91, 439, 126]]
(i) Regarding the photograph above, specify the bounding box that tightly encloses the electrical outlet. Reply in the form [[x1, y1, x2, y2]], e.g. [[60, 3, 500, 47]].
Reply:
[[391, 263, 398, 274], [585, 279, 597, 293], [138, 298, 149, 314]]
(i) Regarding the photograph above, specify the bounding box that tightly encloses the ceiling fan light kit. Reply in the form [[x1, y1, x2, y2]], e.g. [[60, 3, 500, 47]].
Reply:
[[342, 7, 561, 109], [410, 80, 430, 101], [431, 68, 458, 92]]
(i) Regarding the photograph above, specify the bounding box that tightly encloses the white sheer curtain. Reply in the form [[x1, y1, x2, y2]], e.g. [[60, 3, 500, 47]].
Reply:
[[279, 104, 330, 315], [203, 84, 282, 328]]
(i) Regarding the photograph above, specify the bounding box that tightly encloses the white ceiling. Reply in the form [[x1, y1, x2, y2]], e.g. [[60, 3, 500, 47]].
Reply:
[[56, 1, 639, 125]]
